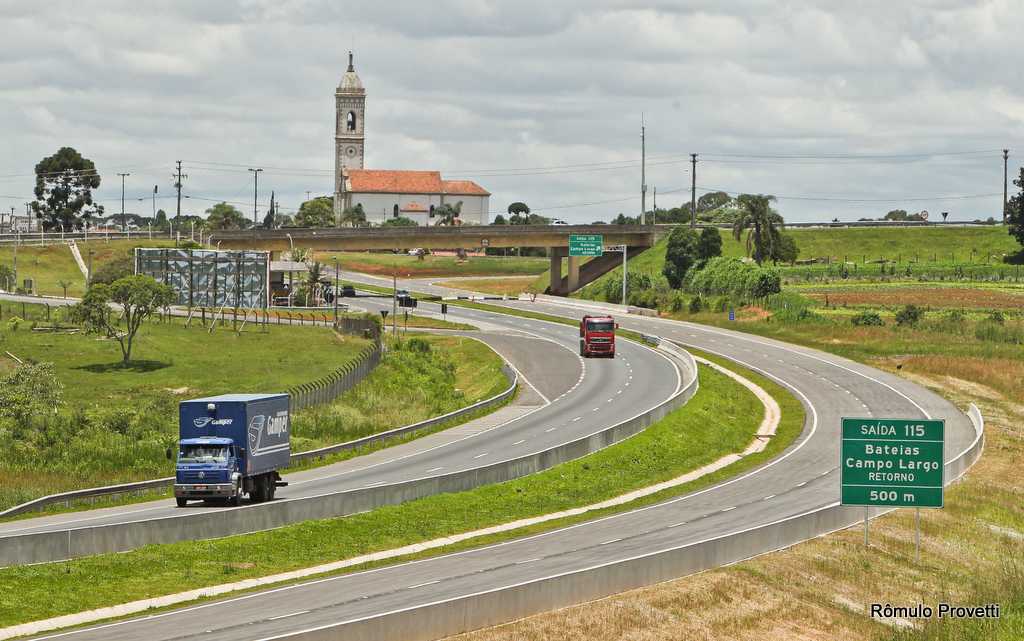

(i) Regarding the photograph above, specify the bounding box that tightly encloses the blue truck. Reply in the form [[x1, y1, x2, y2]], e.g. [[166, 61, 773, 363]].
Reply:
[[174, 393, 291, 507]]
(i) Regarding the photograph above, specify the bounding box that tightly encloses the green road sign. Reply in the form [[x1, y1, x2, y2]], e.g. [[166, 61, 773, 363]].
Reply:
[[569, 234, 603, 257], [840, 417, 944, 508]]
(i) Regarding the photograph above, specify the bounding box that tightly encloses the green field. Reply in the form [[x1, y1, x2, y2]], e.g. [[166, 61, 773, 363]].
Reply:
[[0, 238, 178, 298], [0, 356, 804, 628], [544, 225, 1023, 300], [316, 251, 549, 278]]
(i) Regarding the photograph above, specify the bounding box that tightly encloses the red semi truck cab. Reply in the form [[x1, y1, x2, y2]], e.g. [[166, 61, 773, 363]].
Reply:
[[579, 315, 618, 358]]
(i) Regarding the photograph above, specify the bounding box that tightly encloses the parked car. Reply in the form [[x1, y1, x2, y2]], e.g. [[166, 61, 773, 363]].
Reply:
[[551, 219, 569, 225], [341, 285, 356, 297]]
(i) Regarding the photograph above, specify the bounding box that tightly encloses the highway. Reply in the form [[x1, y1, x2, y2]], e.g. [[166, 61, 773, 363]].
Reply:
[[13, 273, 980, 641], [0, 293, 681, 548]]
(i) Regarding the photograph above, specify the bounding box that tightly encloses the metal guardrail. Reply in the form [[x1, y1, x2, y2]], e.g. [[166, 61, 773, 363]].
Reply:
[[288, 343, 381, 412]]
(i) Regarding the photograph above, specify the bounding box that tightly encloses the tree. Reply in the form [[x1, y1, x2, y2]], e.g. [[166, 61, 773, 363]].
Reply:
[[70, 275, 176, 363], [770, 232, 799, 264], [1007, 168, 1024, 248], [57, 279, 72, 299], [732, 194, 783, 265], [507, 202, 530, 224], [338, 203, 366, 227], [697, 191, 732, 213], [491, 214, 508, 225], [296, 197, 336, 227], [381, 216, 417, 227], [696, 226, 723, 263], [884, 209, 909, 221], [154, 209, 169, 231], [262, 192, 277, 229], [0, 362, 63, 426], [30, 147, 104, 230], [205, 202, 249, 230], [662, 226, 700, 289], [436, 201, 463, 226]]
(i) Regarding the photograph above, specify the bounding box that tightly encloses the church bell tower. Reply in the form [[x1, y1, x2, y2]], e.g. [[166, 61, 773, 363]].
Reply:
[[334, 51, 365, 219]]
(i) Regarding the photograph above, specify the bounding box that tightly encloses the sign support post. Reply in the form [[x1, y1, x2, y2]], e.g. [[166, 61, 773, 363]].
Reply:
[[864, 506, 869, 547], [915, 507, 921, 562]]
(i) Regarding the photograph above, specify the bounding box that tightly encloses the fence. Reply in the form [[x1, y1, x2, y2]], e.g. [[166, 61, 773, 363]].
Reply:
[[288, 343, 382, 411]]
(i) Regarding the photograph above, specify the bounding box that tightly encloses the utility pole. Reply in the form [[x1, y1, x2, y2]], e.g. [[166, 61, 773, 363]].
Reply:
[[152, 185, 158, 220], [10, 208, 15, 288], [173, 160, 188, 239], [1004, 149, 1010, 223], [392, 272, 398, 339], [117, 173, 130, 232], [306, 190, 311, 202], [248, 168, 263, 229], [690, 153, 698, 228], [652, 185, 657, 223], [640, 115, 647, 225]]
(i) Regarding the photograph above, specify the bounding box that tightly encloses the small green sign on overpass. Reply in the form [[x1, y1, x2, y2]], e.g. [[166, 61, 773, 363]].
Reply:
[[841, 417, 944, 508], [569, 234, 603, 257]]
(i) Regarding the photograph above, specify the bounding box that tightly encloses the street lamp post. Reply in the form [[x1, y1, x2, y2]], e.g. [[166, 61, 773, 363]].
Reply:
[[117, 172, 130, 232], [248, 168, 263, 229], [332, 257, 339, 325]]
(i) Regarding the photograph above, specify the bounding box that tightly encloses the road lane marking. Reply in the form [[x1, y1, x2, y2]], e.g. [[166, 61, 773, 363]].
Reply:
[[512, 439, 526, 445], [571, 417, 582, 422], [544, 427, 556, 433], [721, 506, 736, 512], [426, 467, 443, 473], [407, 580, 440, 589], [515, 558, 540, 565], [363, 480, 386, 487], [473, 452, 489, 459], [668, 521, 687, 528], [268, 611, 309, 621], [763, 494, 776, 500], [600, 538, 622, 545], [796, 481, 807, 487]]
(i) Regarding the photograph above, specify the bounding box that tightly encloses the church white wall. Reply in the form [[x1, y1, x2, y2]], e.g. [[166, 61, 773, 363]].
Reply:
[[348, 192, 490, 226]]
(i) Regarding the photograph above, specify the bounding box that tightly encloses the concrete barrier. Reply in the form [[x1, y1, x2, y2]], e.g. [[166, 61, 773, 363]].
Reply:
[[260, 402, 985, 641], [0, 343, 697, 567]]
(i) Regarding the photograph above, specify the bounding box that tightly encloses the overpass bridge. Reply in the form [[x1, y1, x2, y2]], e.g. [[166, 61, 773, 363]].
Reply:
[[207, 225, 666, 295]]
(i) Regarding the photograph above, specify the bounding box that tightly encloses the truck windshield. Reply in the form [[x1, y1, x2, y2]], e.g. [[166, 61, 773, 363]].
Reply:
[[179, 445, 230, 464], [586, 321, 614, 332]]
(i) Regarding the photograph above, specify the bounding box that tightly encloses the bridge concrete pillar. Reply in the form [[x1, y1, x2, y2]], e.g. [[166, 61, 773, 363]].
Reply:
[[548, 247, 566, 295], [567, 255, 580, 292]]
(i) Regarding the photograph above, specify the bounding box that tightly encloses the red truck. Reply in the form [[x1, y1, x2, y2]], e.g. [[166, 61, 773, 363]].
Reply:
[[579, 315, 618, 358]]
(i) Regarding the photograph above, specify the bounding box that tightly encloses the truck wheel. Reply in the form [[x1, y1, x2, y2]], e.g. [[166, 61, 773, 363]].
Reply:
[[227, 492, 241, 507], [579, 341, 586, 357], [175, 498, 187, 508], [267, 482, 276, 501]]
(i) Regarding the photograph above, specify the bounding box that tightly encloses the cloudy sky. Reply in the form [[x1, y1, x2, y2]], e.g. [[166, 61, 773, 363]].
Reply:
[[0, 0, 1019, 223]]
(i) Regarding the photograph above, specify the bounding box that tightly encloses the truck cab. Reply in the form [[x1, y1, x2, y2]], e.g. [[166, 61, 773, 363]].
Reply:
[[176, 437, 244, 506], [579, 315, 617, 358]]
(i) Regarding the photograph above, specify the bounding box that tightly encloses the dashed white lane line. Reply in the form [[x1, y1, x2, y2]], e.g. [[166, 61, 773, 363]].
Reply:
[[512, 439, 526, 445], [721, 506, 736, 512], [763, 494, 776, 501], [600, 538, 622, 545], [407, 580, 441, 589], [668, 521, 687, 528], [616, 389, 622, 394], [796, 481, 807, 487], [473, 452, 489, 459], [363, 480, 386, 487], [544, 427, 556, 433], [571, 416, 582, 422], [425, 467, 443, 473], [592, 407, 601, 412], [268, 611, 310, 621], [515, 558, 541, 565]]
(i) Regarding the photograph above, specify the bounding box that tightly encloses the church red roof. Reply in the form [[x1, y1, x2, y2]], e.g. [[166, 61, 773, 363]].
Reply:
[[442, 180, 491, 196], [346, 170, 489, 196]]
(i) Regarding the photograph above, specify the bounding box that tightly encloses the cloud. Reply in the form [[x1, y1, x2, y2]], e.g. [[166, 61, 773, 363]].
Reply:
[[0, 1, 1016, 221]]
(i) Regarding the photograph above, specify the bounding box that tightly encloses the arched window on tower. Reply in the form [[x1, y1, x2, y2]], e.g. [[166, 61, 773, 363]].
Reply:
[[347, 111, 357, 132], [393, 204, 399, 218]]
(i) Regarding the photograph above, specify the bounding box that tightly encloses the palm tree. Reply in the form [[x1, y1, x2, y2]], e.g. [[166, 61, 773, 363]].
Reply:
[[436, 201, 463, 226], [732, 194, 783, 265]]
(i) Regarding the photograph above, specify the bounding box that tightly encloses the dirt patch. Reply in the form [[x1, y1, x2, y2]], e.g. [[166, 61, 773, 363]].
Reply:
[[806, 286, 1024, 310], [164, 386, 192, 395]]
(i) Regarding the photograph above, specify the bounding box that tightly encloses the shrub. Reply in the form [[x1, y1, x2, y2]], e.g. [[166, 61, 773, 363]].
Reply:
[[851, 311, 884, 327], [688, 295, 703, 314], [403, 337, 432, 354], [686, 257, 781, 300], [895, 304, 924, 327], [987, 311, 1005, 325]]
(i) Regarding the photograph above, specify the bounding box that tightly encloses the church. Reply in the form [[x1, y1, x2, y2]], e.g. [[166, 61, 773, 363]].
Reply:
[[332, 53, 491, 226]]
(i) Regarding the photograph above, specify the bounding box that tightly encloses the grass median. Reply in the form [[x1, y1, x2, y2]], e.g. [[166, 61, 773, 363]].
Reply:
[[0, 350, 804, 629]]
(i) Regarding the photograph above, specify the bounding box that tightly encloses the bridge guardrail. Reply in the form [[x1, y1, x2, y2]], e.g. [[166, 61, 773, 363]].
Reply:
[[0, 339, 696, 566]]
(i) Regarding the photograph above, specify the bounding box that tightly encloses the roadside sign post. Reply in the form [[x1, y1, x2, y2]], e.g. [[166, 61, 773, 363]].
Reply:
[[840, 417, 944, 555], [569, 234, 603, 257]]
